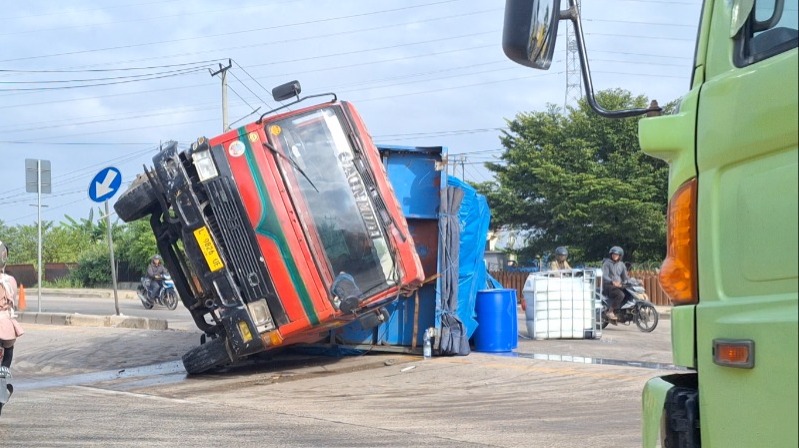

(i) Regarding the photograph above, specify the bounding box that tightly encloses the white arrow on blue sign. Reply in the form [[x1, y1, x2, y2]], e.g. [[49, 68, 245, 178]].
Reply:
[[88, 167, 123, 203]]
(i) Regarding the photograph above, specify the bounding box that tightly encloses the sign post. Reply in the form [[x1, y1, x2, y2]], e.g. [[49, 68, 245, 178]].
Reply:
[[25, 159, 51, 312], [88, 167, 122, 315]]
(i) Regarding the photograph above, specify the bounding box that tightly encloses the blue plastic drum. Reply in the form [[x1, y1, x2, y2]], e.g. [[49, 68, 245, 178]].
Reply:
[[473, 289, 518, 352], [509, 289, 518, 349]]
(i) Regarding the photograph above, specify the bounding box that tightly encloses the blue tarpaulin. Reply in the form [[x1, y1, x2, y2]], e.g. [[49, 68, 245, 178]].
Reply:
[[446, 176, 491, 339]]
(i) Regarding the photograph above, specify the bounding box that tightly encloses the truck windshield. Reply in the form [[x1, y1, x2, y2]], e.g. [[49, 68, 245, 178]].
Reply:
[[267, 107, 396, 296]]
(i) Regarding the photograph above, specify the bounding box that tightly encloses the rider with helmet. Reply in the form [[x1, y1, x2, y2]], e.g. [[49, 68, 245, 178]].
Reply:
[[548, 246, 572, 271], [602, 246, 630, 322], [146, 255, 168, 301]]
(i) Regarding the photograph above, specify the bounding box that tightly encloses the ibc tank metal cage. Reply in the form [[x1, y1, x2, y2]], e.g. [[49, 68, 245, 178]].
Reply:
[[522, 269, 602, 340]]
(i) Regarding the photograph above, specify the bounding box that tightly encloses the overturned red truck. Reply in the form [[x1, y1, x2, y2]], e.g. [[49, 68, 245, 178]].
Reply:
[[114, 81, 425, 374]]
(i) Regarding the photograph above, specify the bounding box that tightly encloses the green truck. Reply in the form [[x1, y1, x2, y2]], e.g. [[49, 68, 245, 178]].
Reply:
[[501, 0, 797, 446]]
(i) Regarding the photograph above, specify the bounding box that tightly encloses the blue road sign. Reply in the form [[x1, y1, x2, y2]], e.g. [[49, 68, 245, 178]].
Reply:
[[89, 167, 122, 203]]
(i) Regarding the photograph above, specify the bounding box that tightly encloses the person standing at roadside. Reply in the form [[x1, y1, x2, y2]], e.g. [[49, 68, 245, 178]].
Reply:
[[0, 240, 24, 375]]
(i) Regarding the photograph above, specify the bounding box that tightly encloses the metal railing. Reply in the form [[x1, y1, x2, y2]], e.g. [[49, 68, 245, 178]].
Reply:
[[490, 270, 671, 306]]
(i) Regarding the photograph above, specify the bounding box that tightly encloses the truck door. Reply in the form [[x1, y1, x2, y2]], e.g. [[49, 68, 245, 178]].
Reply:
[[694, 2, 798, 446]]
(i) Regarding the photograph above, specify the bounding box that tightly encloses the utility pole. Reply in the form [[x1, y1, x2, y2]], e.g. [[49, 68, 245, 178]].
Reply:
[[210, 59, 233, 132], [565, 0, 583, 110]]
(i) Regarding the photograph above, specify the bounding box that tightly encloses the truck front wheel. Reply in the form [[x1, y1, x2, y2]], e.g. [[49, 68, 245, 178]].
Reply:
[[182, 336, 232, 375], [114, 173, 160, 222]]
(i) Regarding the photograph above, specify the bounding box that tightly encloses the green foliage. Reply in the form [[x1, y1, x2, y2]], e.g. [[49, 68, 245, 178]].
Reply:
[[42, 277, 82, 288], [481, 89, 673, 263], [116, 219, 157, 273], [69, 243, 112, 287], [48, 224, 92, 263], [1, 207, 157, 284], [3, 222, 53, 267]]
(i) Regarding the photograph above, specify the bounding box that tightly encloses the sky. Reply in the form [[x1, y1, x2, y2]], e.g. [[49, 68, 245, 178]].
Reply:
[[0, 0, 703, 227]]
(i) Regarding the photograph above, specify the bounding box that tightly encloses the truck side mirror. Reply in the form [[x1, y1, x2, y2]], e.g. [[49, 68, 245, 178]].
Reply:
[[502, 0, 562, 70], [272, 80, 301, 102], [502, 0, 661, 119]]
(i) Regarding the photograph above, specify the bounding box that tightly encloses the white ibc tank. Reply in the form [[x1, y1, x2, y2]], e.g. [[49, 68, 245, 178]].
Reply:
[[523, 270, 601, 340]]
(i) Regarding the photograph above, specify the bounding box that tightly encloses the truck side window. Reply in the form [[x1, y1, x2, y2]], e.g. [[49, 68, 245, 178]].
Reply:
[[735, 0, 798, 66]]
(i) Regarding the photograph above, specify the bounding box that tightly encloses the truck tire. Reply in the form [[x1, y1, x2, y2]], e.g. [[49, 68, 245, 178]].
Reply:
[[182, 337, 231, 375], [113, 173, 160, 222]]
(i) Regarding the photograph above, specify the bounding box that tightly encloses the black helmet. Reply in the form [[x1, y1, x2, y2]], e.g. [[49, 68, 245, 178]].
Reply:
[[609, 246, 624, 257], [554, 246, 568, 257]]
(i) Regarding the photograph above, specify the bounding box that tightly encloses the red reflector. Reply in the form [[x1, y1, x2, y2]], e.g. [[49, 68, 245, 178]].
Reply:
[[713, 339, 755, 369]]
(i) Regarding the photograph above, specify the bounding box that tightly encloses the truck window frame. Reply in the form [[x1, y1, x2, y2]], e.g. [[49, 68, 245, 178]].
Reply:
[[734, 0, 799, 66]]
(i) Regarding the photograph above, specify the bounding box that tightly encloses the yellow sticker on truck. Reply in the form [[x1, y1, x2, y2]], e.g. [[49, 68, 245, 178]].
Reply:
[[193, 226, 224, 272]]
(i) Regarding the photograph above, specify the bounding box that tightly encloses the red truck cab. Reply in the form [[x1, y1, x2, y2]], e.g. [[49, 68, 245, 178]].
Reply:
[[115, 82, 424, 373]]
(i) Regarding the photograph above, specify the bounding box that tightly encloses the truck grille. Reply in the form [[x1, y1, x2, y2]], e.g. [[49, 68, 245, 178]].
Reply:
[[205, 177, 272, 303]]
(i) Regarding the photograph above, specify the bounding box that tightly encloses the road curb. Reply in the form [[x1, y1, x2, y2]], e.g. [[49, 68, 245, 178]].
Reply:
[[16, 312, 168, 331], [26, 288, 139, 301]]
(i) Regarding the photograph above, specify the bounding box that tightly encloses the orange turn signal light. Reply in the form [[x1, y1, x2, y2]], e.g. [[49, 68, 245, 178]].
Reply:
[[261, 330, 284, 347], [713, 339, 754, 369], [659, 178, 698, 305]]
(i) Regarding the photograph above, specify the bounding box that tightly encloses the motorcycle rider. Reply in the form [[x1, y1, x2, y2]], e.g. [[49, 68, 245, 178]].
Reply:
[[602, 246, 630, 323], [146, 255, 168, 301], [548, 246, 572, 271]]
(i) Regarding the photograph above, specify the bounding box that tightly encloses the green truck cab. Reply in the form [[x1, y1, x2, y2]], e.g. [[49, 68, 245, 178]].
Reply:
[[502, 1, 797, 446]]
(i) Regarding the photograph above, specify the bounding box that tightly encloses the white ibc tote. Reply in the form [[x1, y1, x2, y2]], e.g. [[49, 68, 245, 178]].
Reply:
[[522, 269, 602, 340]]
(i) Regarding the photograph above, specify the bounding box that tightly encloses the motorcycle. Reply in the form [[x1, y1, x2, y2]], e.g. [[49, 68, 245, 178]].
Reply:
[[600, 278, 659, 332], [137, 273, 179, 310], [0, 348, 11, 416]]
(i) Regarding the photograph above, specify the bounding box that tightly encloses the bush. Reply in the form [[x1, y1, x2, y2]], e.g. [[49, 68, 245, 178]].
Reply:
[[43, 277, 83, 288], [69, 244, 112, 287]]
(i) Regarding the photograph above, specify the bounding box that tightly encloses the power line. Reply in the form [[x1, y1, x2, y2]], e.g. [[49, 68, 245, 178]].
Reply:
[[0, 0, 466, 64], [0, 1, 298, 37], [0, 59, 225, 74], [0, 0, 182, 20], [0, 147, 156, 202], [0, 67, 207, 92]]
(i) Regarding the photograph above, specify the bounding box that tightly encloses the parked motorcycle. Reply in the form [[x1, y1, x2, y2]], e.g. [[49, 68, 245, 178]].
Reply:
[[600, 278, 659, 332], [0, 348, 12, 416], [137, 273, 179, 310]]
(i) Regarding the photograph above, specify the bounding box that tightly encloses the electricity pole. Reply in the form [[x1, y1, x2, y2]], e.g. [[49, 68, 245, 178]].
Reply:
[[210, 59, 233, 132], [565, 0, 583, 109]]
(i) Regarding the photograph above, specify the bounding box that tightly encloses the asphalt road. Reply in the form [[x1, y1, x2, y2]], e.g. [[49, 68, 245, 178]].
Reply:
[[1, 300, 676, 447]]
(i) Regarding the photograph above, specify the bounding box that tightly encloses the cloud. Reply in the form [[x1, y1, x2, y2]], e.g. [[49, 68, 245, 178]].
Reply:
[[0, 0, 702, 225]]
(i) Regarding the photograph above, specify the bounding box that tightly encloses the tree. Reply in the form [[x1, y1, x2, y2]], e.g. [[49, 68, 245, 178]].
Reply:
[[116, 218, 157, 273], [480, 89, 672, 263], [69, 242, 113, 287], [3, 221, 54, 266]]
